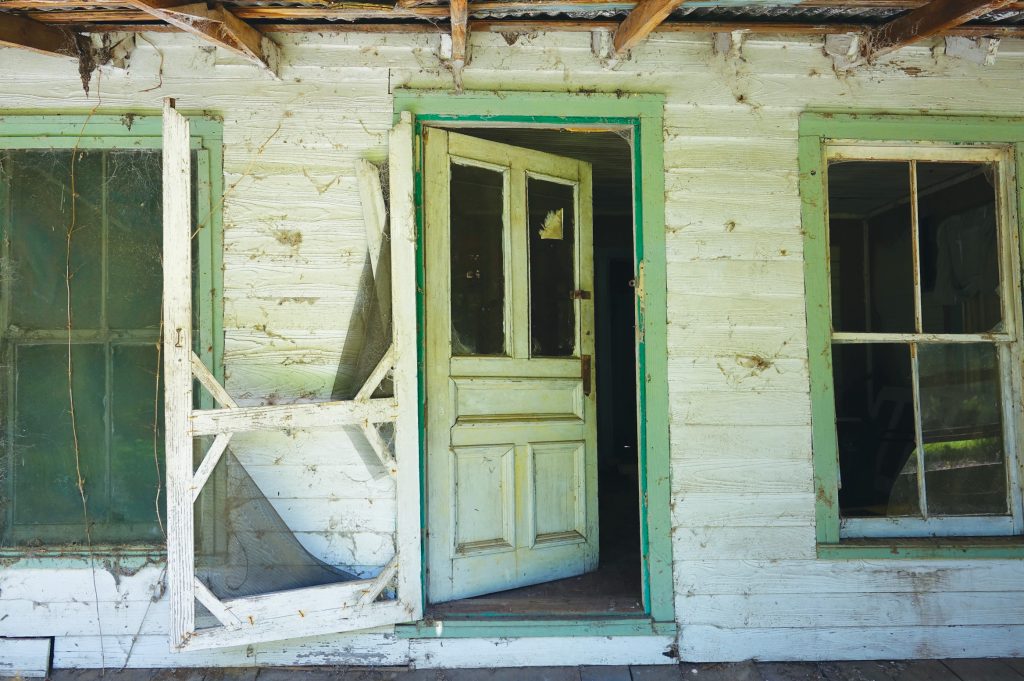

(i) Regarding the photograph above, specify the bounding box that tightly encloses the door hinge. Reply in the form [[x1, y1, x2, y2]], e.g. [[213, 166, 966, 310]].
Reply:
[[571, 289, 592, 300]]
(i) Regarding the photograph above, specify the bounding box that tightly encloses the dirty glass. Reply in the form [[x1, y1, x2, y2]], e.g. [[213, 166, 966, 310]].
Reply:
[[833, 343, 920, 518], [8, 151, 103, 330], [918, 343, 1007, 516], [828, 161, 915, 334], [1, 148, 167, 547], [917, 162, 1002, 334], [528, 176, 577, 357], [449, 162, 506, 356]]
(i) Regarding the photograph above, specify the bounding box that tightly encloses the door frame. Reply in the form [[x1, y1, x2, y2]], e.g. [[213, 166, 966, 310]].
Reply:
[[392, 90, 675, 638]]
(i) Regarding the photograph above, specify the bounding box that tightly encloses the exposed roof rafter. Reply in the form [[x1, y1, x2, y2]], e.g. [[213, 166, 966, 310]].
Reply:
[[0, 12, 79, 58], [865, 0, 1015, 59], [124, 0, 279, 72], [612, 0, 686, 54]]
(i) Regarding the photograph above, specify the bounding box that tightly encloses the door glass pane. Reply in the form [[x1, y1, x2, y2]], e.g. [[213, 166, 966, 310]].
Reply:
[[528, 177, 576, 357], [828, 161, 914, 333], [833, 343, 920, 518], [918, 343, 1007, 516], [917, 162, 1002, 334], [450, 163, 506, 356], [7, 150, 104, 330]]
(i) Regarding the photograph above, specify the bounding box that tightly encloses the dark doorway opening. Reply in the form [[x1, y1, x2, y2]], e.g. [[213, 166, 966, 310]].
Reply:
[[428, 127, 642, 617]]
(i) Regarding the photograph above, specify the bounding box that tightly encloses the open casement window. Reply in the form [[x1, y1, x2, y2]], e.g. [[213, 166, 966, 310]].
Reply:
[[821, 143, 1024, 539], [162, 103, 421, 650]]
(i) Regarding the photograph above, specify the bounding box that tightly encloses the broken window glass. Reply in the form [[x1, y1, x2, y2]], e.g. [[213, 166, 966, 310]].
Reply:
[[826, 156, 1013, 525], [528, 176, 577, 357]]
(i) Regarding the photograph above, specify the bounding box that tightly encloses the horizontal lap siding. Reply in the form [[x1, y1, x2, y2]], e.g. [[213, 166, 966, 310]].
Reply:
[[2, 29, 1024, 666]]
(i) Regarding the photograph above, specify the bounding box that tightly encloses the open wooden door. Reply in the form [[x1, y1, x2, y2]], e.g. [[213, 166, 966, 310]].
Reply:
[[423, 129, 598, 603], [163, 102, 421, 650]]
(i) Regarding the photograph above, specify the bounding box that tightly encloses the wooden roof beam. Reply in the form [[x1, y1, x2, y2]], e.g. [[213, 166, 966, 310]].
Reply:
[[612, 0, 687, 55], [124, 0, 279, 72], [865, 0, 1014, 60], [0, 12, 79, 57]]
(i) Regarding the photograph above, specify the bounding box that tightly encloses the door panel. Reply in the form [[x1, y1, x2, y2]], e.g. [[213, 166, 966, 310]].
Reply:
[[425, 128, 597, 603]]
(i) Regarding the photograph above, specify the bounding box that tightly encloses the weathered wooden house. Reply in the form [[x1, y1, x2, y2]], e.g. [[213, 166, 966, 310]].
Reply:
[[2, 0, 1024, 673]]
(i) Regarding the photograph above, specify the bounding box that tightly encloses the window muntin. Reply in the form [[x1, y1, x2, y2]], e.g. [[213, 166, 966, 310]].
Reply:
[[824, 145, 1023, 538]]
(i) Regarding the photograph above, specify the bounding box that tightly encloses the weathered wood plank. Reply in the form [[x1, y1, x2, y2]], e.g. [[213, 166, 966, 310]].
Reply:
[[682, 592, 1024, 628], [124, 0, 279, 71], [679, 624, 1024, 662], [612, 0, 687, 54], [0, 637, 51, 678], [188, 398, 398, 436], [677, 560, 1024, 595], [866, 0, 1015, 60], [674, 526, 817, 561], [0, 13, 77, 57], [162, 97, 196, 651], [943, 659, 1024, 681]]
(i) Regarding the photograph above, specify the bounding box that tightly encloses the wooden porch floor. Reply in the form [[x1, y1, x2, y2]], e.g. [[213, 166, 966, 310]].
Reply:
[[42, 658, 1024, 680]]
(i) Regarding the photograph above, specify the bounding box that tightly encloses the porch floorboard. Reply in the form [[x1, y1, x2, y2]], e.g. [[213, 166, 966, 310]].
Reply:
[[36, 659, 1024, 680]]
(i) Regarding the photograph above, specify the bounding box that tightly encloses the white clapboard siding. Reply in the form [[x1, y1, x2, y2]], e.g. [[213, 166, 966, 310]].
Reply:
[[673, 527, 817, 561], [3, 28, 1024, 666], [677, 624, 1024, 662], [678, 559, 1024, 595], [0, 638, 51, 678], [409, 636, 677, 668], [682, 592, 1024, 629], [674, 424, 812, 461]]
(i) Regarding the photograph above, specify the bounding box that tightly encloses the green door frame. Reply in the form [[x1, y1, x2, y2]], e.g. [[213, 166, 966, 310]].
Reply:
[[392, 90, 675, 638]]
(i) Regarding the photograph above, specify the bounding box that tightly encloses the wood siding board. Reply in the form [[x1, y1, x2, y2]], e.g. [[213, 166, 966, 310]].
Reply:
[[8, 34, 1024, 666]]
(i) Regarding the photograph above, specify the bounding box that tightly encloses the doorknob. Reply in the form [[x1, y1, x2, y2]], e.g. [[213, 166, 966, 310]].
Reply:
[[581, 354, 592, 396]]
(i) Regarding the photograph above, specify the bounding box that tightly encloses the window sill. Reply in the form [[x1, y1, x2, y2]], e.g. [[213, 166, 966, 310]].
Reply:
[[817, 537, 1024, 560], [0, 544, 165, 569]]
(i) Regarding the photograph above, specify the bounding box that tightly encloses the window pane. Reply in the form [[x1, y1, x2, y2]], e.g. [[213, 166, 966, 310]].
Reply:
[[7, 151, 103, 330], [828, 161, 914, 333], [110, 344, 164, 536], [11, 344, 107, 541], [528, 177, 576, 357], [450, 163, 506, 356], [918, 162, 1002, 334], [107, 150, 163, 330], [833, 343, 920, 518], [918, 343, 1008, 516]]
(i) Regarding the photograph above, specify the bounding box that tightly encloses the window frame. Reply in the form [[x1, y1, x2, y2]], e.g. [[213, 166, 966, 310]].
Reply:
[[0, 113, 223, 556], [800, 113, 1024, 553]]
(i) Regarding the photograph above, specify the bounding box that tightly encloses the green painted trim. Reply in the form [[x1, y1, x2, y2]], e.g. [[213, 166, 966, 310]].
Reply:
[[799, 111, 1024, 552], [798, 132, 841, 545], [393, 90, 664, 124], [0, 113, 224, 563], [395, 617, 677, 639], [635, 108, 673, 624], [395, 90, 674, 634], [818, 540, 1024, 560]]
